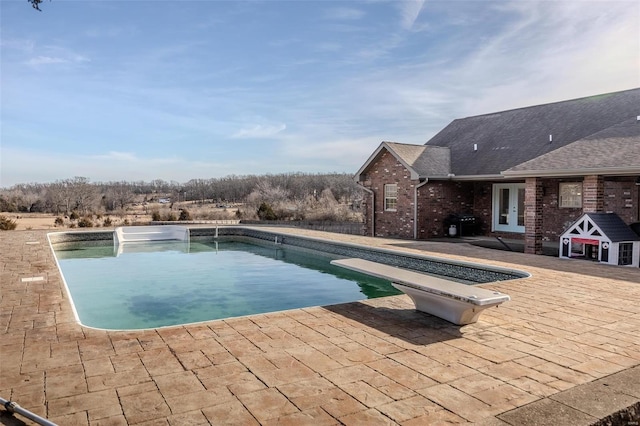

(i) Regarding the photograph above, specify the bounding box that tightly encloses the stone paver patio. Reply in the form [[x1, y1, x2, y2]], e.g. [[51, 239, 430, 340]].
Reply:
[[1, 227, 639, 425]]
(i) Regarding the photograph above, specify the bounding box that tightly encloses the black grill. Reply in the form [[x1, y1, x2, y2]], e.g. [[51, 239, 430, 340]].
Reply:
[[443, 213, 478, 237]]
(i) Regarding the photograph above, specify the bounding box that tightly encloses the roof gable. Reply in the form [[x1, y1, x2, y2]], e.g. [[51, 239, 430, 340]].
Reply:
[[425, 88, 640, 177], [355, 141, 450, 181]]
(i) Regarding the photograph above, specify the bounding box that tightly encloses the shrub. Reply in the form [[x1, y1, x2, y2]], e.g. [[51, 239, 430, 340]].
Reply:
[[69, 211, 79, 220], [103, 217, 113, 227], [165, 212, 177, 221], [151, 210, 161, 221], [179, 209, 191, 221], [54, 217, 65, 227], [0, 215, 18, 230], [123, 219, 130, 226], [257, 202, 277, 220], [77, 217, 94, 228]]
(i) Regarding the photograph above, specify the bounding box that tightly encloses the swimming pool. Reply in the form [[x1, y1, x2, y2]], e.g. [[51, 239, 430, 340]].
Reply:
[[52, 238, 401, 330], [49, 227, 528, 330]]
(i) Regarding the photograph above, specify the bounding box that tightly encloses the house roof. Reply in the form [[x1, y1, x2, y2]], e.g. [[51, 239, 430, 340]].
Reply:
[[425, 88, 640, 177], [356, 141, 450, 180], [563, 212, 640, 242], [503, 117, 640, 177]]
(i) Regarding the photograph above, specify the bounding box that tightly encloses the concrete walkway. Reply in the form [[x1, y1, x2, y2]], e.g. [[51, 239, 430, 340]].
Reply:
[[1, 228, 639, 425]]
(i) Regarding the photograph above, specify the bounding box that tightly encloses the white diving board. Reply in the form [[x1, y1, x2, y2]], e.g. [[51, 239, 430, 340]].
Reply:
[[330, 258, 510, 325]]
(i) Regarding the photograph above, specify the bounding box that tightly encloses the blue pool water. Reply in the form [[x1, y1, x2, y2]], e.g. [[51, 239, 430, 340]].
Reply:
[[53, 239, 400, 330]]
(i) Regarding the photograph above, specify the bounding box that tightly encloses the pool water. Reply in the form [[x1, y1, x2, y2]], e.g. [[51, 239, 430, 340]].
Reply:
[[54, 239, 400, 330]]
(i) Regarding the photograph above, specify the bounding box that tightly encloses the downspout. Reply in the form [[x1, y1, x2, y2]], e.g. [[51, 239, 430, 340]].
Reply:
[[1, 397, 58, 426], [414, 178, 429, 239], [357, 183, 375, 237]]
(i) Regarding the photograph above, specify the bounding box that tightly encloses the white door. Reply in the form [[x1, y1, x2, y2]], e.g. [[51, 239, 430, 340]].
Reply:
[[493, 183, 525, 233]]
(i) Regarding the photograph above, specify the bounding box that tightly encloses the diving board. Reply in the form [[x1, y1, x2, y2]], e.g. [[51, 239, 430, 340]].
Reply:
[[330, 258, 510, 325]]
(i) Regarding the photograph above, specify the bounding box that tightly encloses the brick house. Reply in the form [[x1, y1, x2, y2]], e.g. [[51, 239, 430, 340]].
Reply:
[[356, 88, 640, 256]]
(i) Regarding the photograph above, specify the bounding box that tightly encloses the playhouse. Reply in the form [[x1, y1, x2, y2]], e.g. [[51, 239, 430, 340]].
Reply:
[[559, 212, 640, 267]]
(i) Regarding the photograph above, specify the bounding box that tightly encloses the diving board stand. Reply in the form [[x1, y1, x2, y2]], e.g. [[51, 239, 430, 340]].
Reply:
[[330, 258, 510, 325]]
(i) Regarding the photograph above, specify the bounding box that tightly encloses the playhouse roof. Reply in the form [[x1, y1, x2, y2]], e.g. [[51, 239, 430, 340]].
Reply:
[[563, 212, 640, 242]]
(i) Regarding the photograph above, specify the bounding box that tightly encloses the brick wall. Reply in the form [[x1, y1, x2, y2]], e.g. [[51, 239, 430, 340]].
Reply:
[[604, 177, 640, 223], [361, 151, 416, 239], [362, 155, 639, 242], [524, 178, 543, 254], [417, 181, 474, 238], [583, 175, 605, 213]]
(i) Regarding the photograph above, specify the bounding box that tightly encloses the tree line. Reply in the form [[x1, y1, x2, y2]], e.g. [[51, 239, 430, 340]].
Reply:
[[0, 173, 364, 218]]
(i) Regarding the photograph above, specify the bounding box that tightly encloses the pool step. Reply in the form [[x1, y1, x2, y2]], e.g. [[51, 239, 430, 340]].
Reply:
[[114, 225, 190, 244]]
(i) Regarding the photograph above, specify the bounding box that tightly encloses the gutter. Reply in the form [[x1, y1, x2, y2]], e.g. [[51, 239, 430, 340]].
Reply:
[[414, 179, 429, 239], [502, 167, 640, 178]]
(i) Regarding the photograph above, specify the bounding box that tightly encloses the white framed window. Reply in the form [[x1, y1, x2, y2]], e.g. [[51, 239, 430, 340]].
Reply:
[[384, 184, 398, 211], [559, 182, 582, 208]]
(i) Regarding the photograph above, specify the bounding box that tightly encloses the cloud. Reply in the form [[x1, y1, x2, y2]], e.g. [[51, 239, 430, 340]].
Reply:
[[232, 123, 287, 139], [399, 0, 426, 31], [24, 47, 90, 67], [325, 7, 365, 21], [26, 56, 68, 66]]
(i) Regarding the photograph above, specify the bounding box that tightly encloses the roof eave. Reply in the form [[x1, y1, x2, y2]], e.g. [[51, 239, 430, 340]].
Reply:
[[502, 167, 640, 178], [429, 174, 506, 181]]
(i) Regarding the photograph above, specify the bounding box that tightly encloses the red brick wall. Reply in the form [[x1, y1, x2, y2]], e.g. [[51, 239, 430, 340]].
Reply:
[[528, 177, 638, 243], [524, 178, 544, 254], [604, 177, 640, 223], [417, 181, 474, 238], [583, 175, 605, 213], [362, 153, 639, 242], [361, 151, 416, 239], [540, 179, 583, 241]]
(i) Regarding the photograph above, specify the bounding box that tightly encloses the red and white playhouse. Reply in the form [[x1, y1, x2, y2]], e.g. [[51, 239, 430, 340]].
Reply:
[[559, 213, 640, 267]]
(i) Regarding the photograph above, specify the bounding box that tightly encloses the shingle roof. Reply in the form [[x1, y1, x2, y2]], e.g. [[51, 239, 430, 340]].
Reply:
[[356, 142, 450, 180], [384, 142, 451, 177], [425, 88, 640, 176], [584, 213, 640, 242], [504, 118, 640, 176]]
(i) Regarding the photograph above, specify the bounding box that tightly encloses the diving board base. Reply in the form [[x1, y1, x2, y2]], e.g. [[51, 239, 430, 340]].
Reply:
[[392, 282, 491, 325]]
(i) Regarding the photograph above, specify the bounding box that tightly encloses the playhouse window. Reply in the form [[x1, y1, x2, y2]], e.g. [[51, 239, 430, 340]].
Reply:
[[618, 243, 633, 265], [384, 184, 398, 211], [559, 182, 582, 208]]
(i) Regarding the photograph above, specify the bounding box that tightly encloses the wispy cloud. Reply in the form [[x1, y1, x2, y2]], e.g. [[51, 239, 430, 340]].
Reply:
[[399, 0, 426, 31], [232, 123, 287, 139], [24, 45, 90, 67], [325, 7, 365, 21]]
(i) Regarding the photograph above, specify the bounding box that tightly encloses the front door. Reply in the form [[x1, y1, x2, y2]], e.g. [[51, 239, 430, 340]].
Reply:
[[493, 183, 525, 233]]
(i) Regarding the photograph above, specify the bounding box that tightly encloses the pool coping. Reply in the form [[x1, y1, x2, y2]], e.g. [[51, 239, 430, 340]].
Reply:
[[2, 226, 639, 425]]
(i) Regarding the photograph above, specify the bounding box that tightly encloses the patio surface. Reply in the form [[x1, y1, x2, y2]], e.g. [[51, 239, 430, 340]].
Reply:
[[1, 227, 639, 425]]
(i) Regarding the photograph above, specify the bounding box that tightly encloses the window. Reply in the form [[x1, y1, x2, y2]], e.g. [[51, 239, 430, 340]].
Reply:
[[559, 182, 582, 208], [618, 243, 633, 266], [384, 184, 398, 211]]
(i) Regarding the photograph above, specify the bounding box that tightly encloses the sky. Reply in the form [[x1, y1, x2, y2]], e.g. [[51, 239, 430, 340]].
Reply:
[[1, 0, 639, 187]]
